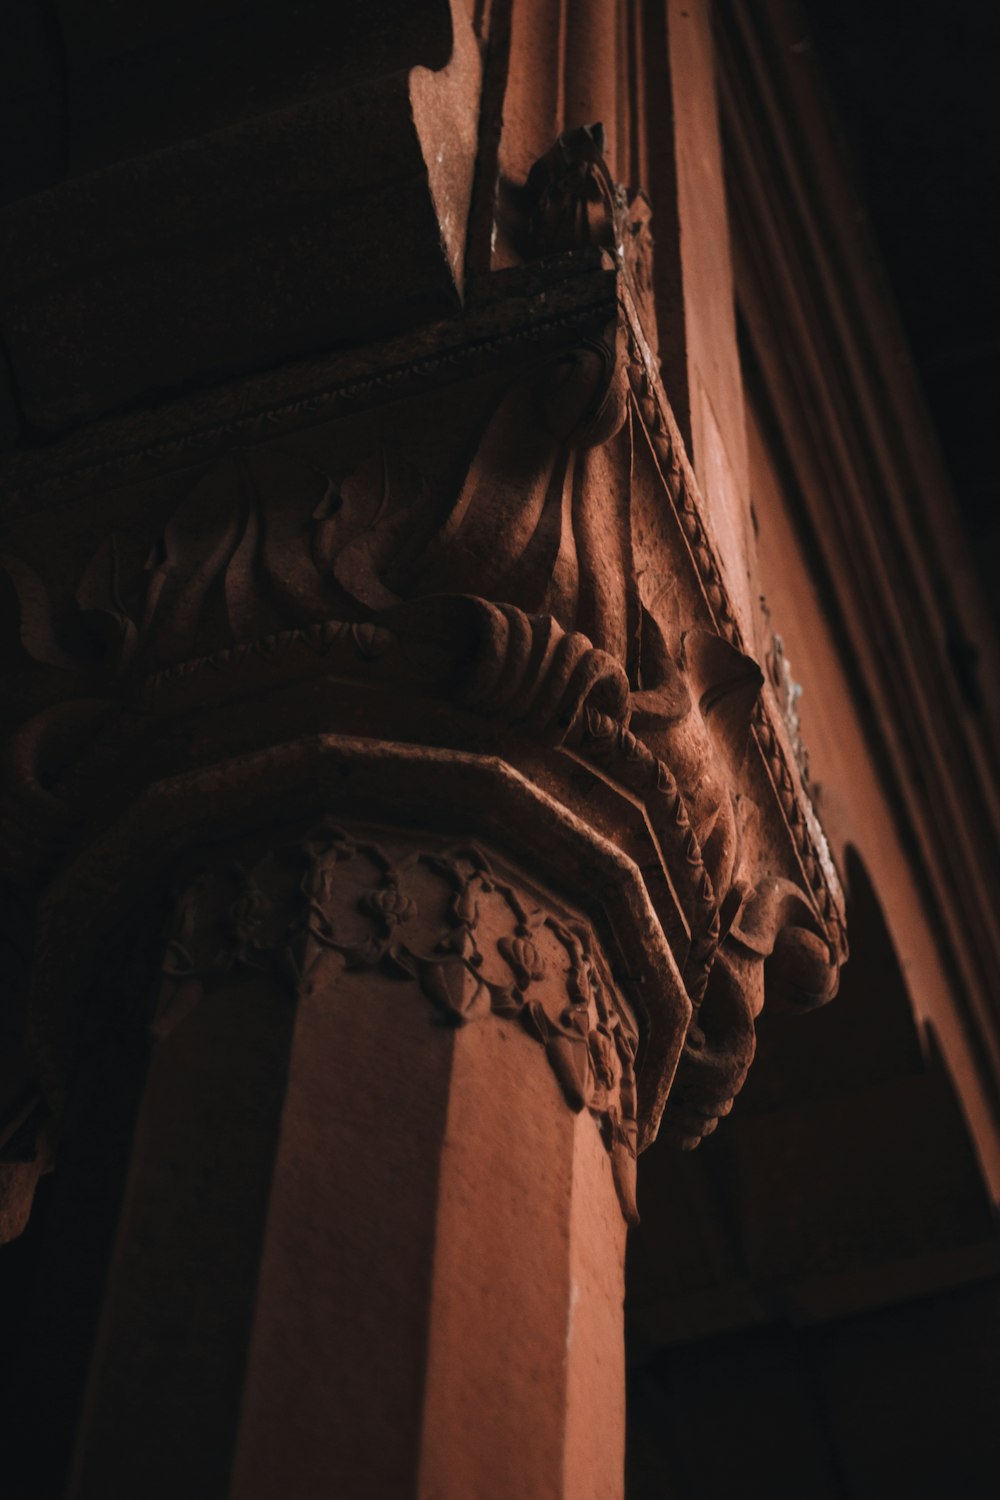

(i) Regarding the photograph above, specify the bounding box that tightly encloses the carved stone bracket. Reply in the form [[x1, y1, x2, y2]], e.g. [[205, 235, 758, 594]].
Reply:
[[0, 130, 847, 1242]]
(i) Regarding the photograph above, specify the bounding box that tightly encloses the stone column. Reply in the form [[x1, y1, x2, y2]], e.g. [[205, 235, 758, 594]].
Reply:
[[61, 811, 640, 1499]]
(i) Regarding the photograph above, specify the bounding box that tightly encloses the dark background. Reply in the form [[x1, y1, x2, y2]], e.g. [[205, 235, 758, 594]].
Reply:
[[804, 0, 1000, 621]]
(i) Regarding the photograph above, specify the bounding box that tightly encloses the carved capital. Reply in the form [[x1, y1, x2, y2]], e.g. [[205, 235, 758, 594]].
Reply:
[[0, 133, 847, 1243]]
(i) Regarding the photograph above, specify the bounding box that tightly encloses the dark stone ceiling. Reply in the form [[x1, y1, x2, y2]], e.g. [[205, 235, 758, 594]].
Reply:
[[802, 0, 1000, 624]]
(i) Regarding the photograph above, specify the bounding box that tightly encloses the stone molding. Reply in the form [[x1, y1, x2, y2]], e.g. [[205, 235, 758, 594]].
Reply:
[[717, 0, 1000, 1132], [26, 734, 688, 1145]]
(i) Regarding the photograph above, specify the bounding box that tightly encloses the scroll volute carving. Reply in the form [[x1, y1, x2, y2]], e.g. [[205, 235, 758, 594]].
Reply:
[[662, 884, 840, 1151], [624, 614, 840, 1150]]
